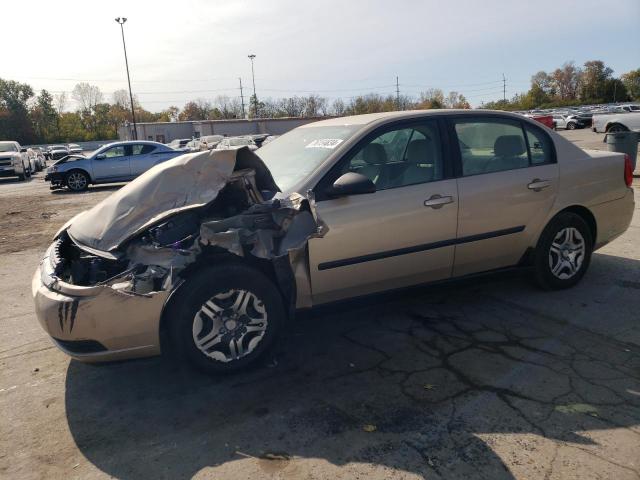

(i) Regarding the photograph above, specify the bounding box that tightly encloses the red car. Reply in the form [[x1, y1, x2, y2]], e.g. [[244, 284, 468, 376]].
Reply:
[[529, 115, 555, 130]]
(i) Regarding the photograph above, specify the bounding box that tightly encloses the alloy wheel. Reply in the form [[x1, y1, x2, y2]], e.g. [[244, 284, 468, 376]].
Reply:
[[548, 227, 585, 280], [192, 289, 268, 363], [67, 172, 87, 191]]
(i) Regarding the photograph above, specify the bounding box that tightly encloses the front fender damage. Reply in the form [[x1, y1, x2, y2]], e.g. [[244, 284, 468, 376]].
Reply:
[[54, 147, 326, 319]]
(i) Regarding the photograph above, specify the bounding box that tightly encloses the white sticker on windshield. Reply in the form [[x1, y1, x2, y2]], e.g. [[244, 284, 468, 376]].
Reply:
[[305, 139, 343, 149]]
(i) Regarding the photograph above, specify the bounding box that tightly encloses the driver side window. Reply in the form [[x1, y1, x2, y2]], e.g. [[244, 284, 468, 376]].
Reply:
[[343, 122, 443, 190], [104, 146, 127, 158]]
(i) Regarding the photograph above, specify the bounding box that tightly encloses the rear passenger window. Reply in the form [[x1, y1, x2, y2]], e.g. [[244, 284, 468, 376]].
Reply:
[[131, 144, 155, 155], [525, 126, 553, 165], [455, 119, 529, 176]]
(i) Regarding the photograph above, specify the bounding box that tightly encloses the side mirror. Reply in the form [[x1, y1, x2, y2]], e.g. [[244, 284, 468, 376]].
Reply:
[[20, 148, 27, 153], [326, 172, 376, 197], [95, 153, 106, 160]]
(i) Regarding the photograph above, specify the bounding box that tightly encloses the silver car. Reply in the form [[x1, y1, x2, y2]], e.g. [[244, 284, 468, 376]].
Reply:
[[32, 110, 634, 373], [44, 140, 183, 191]]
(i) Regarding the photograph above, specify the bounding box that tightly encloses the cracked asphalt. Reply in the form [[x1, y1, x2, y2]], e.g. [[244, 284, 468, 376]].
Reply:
[[1, 130, 639, 479]]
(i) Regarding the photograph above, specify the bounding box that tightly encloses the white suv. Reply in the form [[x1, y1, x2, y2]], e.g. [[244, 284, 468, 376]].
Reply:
[[0, 141, 30, 180]]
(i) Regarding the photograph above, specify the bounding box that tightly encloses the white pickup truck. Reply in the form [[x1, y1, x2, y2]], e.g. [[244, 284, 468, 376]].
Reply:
[[592, 112, 640, 133], [0, 141, 30, 181]]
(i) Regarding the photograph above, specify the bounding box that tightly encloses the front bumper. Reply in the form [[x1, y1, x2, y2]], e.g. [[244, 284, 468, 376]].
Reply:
[[44, 172, 65, 188], [0, 167, 18, 178], [32, 242, 170, 362]]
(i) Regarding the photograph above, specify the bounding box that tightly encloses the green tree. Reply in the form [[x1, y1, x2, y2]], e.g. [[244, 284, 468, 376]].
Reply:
[[579, 60, 613, 102], [620, 69, 640, 101], [0, 78, 35, 143], [30, 89, 58, 142]]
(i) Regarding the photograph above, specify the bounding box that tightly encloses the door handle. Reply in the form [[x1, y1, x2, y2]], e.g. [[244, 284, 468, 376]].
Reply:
[[527, 179, 551, 191], [424, 194, 453, 209]]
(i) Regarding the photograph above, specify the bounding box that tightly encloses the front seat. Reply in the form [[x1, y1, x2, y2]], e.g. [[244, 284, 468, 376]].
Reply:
[[358, 143, 388, 188], [391, 139, 437, 187], [492, 135, 528, 172]]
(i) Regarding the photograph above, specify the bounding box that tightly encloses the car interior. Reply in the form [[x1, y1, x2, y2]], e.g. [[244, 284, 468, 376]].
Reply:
[[345, 125, 443, 190]]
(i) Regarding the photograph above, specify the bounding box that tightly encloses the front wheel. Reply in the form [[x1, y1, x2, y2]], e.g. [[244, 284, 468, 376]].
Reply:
[[17, 162, 26, 181], [170, 264, 285, 374], [533, 212, 593, 290], [65, 170, 89, 192], [567, 122, 576, 130]]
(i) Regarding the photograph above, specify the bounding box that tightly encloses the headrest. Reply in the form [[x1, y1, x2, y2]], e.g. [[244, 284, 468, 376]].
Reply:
[[362, 143, 387, 165], [494, 135, 525, 157], [406, 139, 431, 163]]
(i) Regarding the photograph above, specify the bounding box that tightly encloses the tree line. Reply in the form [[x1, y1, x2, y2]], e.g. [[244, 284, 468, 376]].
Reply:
[[1, 59, 638, 144], [484, 61, 639, 110], [0, 78, 471, 144]]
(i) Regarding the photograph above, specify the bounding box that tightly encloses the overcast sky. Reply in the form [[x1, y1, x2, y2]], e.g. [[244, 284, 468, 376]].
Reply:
[[4, 0, 639, 111]]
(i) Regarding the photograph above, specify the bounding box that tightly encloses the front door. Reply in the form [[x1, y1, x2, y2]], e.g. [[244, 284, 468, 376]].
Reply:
[[308, 119, 458, 305], [450, 116, 559, 276], [92, 145, 131, 181]]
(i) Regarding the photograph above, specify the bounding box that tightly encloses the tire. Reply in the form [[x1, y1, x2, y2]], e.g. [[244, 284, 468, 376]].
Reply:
[[607, 124, 628, 133], [567, 122, 576, 130], [533, 212, 593, 290], [65, 170, 89, 192], [170, 264, 285, 374]]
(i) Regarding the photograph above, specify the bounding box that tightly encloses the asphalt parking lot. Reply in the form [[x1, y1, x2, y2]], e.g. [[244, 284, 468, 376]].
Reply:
[[1, 130, 639, 479]]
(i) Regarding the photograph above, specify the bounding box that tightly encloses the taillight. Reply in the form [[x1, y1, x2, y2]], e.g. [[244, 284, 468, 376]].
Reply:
[[624, 154, 633, 187]]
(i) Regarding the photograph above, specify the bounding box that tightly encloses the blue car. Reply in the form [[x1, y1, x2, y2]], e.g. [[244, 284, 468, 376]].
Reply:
[[45, 141, 184, 192]]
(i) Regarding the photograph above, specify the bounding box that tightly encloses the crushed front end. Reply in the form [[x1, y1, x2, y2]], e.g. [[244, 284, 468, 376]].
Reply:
[[32, 148, 324, 362]]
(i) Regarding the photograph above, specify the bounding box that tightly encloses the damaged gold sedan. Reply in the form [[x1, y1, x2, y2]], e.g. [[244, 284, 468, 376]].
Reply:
[[33, 111, 634, 373]]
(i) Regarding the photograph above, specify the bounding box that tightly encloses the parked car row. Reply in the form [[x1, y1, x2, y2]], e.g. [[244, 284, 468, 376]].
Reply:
[[168, 134, 270, 153], [516, 103, 640, 132]]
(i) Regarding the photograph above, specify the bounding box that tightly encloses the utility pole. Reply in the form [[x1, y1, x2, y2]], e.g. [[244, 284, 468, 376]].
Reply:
[[396, 76, 400, 110], [613, 81, 617, 103], [502, 73, 506, 103], [238, 77, 246, 119], [115, 17, 137, 140], [248, 54, 257, 118]]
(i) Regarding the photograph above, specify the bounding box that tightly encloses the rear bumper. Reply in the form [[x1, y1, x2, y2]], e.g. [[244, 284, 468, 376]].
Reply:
[[31, 243, 169, 362], [592, 188, 635, 250]]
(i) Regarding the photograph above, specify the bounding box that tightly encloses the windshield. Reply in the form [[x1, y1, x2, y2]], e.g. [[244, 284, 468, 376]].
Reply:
[[230, 138, 251, 146], [256, 124, 361, 191], [0, 143, 18, 153]]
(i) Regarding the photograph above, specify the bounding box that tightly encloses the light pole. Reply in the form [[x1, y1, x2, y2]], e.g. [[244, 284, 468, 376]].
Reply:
[[248, 54, 258, 118], [115, 17, 137, 140]]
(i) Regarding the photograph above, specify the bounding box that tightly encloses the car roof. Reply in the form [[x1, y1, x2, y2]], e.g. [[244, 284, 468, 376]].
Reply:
[[102, 140, 168, 148], [301, 109, 527, 128]]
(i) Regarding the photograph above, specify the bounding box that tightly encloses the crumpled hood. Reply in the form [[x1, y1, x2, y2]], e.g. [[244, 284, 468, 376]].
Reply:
[[67, 147, 279, 252]]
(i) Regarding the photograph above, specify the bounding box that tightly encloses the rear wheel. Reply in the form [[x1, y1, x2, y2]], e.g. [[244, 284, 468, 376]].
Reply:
[[65, 170, 89, 192], [533, 212, 593, 290], [170, 264, 285, 374], [607, 123, 628, 133]]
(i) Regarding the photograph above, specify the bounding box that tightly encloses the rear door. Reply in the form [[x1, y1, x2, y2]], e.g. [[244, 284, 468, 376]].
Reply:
[[92, 145, 131, 181], [129, 144, 159, 177], [450, 116, 559, 276], [308, 119, 459, 305]]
